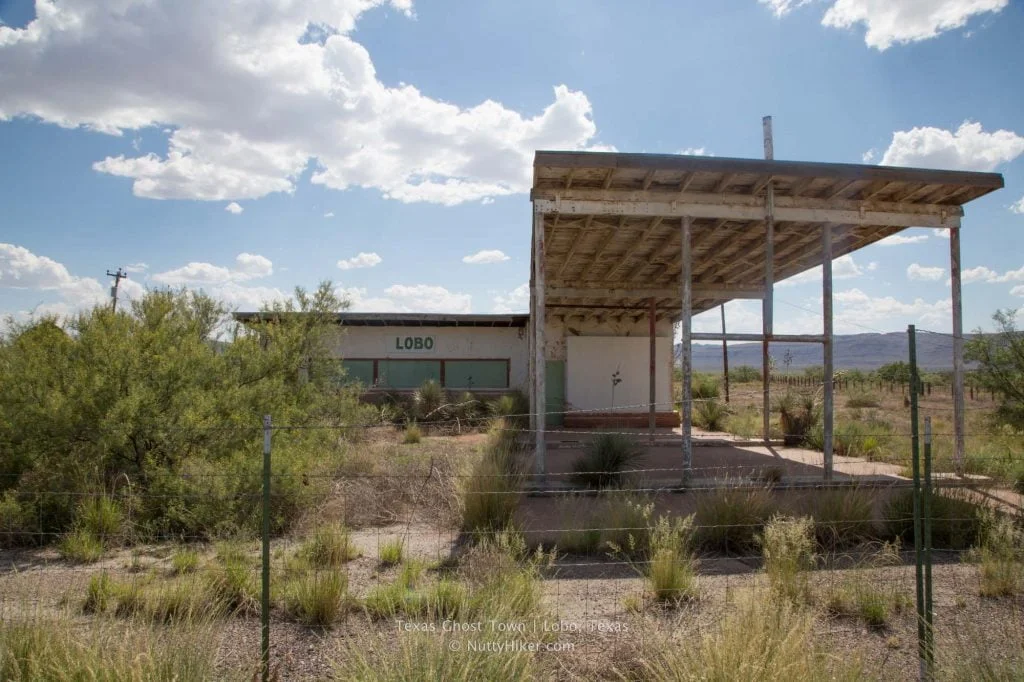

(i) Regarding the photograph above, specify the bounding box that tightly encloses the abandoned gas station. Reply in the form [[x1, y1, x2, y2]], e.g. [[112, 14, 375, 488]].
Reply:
[[526, 126, 1004, 482]]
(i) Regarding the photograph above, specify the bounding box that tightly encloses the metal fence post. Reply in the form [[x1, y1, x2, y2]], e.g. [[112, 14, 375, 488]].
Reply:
[[261, 414, 271, 682], [908, 325, 926, 680], [923, 416, 935, 678]]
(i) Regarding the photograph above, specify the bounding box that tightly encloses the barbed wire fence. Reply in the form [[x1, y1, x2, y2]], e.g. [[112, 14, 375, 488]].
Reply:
[[1, 342, 1023, 679]]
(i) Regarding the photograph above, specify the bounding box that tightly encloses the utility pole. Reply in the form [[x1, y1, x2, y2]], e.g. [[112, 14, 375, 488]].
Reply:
[[106, 268, 128, 312]]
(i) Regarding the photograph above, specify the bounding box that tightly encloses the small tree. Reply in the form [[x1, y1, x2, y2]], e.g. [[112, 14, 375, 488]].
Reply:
[[966, 310, 1024, 429], [875, 361, 911, 384]]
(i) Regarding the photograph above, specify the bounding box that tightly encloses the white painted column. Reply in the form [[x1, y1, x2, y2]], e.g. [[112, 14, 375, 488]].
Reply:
[[533, 206, 546, 478], [680, 216, 693, 473], [762, 116, 774, 443], [822, 223, 834, 481], [950, 226, 965, 474]]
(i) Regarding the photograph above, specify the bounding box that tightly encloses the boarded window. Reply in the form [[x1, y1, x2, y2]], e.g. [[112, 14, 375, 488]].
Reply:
[[339, 360, 374, 386], [377, 360, 441, 389], [444, 360, 508, 389]]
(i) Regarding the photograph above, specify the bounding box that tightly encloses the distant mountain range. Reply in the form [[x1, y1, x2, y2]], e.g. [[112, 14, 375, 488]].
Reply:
[[683, 332, 968, 371]]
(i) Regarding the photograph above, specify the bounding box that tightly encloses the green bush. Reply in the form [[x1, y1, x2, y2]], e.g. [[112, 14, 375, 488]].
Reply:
[[571, 434, 645, 489], [806, 419, 891, 459], [884, 489, 982, 550], [970, 510, 1024, 598], [845, 391, 881, 408], [692, 374, 720, 401], [0, 284, 373, 542], [728, 365, 761, 383], [646, 514, 698, 603], [695, 486, 777, 553], [694, 399, 729, 431], [487, 391, 530, 428], [171, 547, 200, 574]]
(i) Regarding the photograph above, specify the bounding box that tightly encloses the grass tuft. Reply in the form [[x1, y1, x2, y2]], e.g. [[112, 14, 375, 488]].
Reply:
[[378, 537, 405, 567], [171, 547, 200, 575], [761, 515, 816, 604], [571, 433, 645, 489], [82, 572, 116, 614], [283, 569, 348, 628], [694, 399, 729, 432], [300, 523, 360, 567], [970, 510, 1023, 598], [695, 486, 777, 553], [58, 529, 105, 563], [460, 430, 526, 536], [402, 423, 422, 444]]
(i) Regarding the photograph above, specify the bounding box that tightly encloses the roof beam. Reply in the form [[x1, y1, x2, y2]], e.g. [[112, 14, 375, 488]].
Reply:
[[532, 192, 962, 228], [547, 285, 764, 299], [577, 216, 627, 280], [678, 172, 696, 193], [555, 215, 591, 277], [714, 173, 737, 193], [641, 169, 657, 190], [603, 216, 664, 280]]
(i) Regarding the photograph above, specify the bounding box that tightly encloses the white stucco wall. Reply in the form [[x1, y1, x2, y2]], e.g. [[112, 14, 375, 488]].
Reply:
[[326, 325, 530, 390], [565, 336, 673, 412]]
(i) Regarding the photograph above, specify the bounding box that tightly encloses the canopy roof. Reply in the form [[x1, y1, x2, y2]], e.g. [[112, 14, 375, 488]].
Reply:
[[531, 151, 1004, 319]]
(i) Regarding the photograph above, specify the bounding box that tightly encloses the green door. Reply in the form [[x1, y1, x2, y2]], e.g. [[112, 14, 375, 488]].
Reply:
[[545, 361, 565, 427]]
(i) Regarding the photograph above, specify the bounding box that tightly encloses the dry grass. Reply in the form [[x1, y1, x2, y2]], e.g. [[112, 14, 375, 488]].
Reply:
[[761, 515, 816, 604]]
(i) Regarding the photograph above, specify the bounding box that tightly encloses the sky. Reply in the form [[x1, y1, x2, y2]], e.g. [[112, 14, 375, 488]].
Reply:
[[1, 0, 1023, 338]]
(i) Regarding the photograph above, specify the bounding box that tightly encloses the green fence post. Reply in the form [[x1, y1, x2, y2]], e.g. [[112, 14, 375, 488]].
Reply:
[[908, 325, 926, 680], [262, 414, 271, 682], [923, 416, 935, 678]]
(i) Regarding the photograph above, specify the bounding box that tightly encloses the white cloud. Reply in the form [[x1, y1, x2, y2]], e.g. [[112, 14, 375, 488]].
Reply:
[[492, 283, 529, 314], [1011, 285, 1024, 297], [1010, 196, 1024, 214], [678, 147, 712, 156], [867, 261, 879, 271], [151, 252, 273, 285], [210, 282, 288, 311], [224, 202, 244, 214], [324, 211, 335, 218], [932, 229, 951, 239], [831, 288, 952, 330], [777, 255, 864, 287], [878, 121, 1024, 171], [960, 265, 1024, 284], [907, 263, 944, 281], [462, 249, 509, 265], [861, 148, 877, 163], [337, 252, 382, 270], [0, 243, 145, 318], [124, 262, 148, 273], [758, 0, 814, 18], [0, 1, 603, 206], [234, 252, 273, 278], [821, 0, 1008, 50], [877, 234, 928, 246], [341, 283, 472, 313]]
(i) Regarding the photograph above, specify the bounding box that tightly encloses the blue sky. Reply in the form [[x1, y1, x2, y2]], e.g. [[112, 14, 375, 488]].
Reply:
[[1, 0, 1023, 336]]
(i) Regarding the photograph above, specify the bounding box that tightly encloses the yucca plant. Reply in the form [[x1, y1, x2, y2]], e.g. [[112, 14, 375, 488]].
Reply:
[[694, 398, 729, 431], [776, 392, 818, 446], [413, 379, 445, 422]]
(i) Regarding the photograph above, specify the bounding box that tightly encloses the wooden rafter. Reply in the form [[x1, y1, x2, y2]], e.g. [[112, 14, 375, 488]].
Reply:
[[641, 169, 657, 190], [604, 216, 664, 280], [555, 214, 591, 278], [577, 216, 626, 280]]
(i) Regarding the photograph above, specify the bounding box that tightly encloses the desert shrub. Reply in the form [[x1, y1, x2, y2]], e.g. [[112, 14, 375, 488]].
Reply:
[[413, 379, 445, 421], [283, 570, 348, 628], [300, 523, 359, 567], [845, 391, 881, 409], [884, 489, 982, 550], [728, 365, 761, 383], [823, 541, 910, 629], [571, 434, 644, 489], [204, 546, 259, 615], [76, 496, 123, 546], [776, 393, 818, 446], [635, 593, 861, 680], [0, 284, 372, 541], [646, 514, 698, 603], [487, 390, 530, 428], [692, 374, 720, 401], [969, 510, 1024, 597], [761, 515, 815, 604], [0, 492, 35, 548], [460, 432, 527, 537], [58, 529, 105, 563], [0, 617, 219, 682], [171, 547, 200, 574], [695, 486, 778, 553], [378, 538, 405, 567], [113, 574, 224, 624], [806, 419, 892, 459], [82, 572, 116, 614], [335, 631, 535, 681], [723, 406, 764, 439], [694, 398, 729, 431], [802, 488, 878, 548], [402, 423, 422, 444]]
